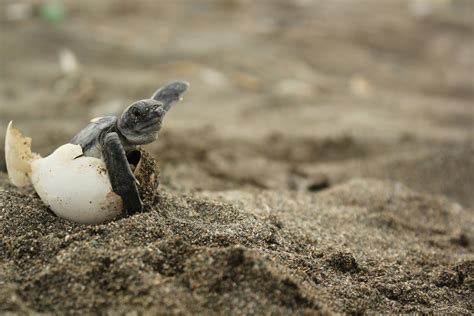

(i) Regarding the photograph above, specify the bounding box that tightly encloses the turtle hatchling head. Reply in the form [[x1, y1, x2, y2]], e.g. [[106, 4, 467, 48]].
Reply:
[[118, 81, 189, 145]]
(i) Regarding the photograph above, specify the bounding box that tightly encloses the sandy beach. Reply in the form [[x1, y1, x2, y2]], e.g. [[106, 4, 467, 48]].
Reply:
[[1, 0, 473, 314]]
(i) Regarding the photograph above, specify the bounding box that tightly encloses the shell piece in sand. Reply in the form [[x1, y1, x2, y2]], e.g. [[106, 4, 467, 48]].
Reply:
[[5, 121, 41, 187]]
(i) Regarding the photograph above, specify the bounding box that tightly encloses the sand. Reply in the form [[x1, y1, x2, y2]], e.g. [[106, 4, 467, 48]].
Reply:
[[1, 0, 473, 314], [1, 176, 473, 314]]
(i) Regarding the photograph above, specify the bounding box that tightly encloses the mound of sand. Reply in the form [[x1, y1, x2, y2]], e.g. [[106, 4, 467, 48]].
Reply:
[[1, 177, 472, 314]]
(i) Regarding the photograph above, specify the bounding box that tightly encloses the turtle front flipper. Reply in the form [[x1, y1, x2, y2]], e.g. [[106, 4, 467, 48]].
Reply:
[[151, 81, 189, 112], [101, 132, 143, 215]]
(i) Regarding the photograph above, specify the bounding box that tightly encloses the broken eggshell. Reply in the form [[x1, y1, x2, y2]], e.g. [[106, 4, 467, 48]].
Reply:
[[5, 121, 159, 224], [5, 121, 40, 187]]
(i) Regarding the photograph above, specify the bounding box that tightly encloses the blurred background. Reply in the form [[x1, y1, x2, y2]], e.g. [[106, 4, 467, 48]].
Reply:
[[1, 0, 473, 207]]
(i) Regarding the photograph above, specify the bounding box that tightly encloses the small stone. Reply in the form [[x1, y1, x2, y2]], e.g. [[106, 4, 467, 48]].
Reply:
[[5, 3, 33, 22], [327, 251, 359, 273], [307, 174, 330, 192], [349, 75, 373, 98], [58, 48, 80, 77]]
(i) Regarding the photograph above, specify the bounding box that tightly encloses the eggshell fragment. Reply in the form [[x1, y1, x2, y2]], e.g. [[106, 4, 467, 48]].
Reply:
[[30, 144, 123, 224], [5, 121, 41, 187]]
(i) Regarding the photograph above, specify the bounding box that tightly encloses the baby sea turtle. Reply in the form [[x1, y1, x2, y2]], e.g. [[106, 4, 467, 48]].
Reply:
[[70, 81, 189, 215]]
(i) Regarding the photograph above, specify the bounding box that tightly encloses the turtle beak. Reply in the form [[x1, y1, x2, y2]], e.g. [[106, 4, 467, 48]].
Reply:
[[149, 107, 165, 130], [153, 107, 166, 117]]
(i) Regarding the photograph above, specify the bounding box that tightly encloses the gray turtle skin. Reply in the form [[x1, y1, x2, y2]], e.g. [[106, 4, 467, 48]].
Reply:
[[70, 81, 189, 215]]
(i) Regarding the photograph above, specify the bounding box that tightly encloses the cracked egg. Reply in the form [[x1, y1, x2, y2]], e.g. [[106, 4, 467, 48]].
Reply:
[[5, 121, 159, 224]]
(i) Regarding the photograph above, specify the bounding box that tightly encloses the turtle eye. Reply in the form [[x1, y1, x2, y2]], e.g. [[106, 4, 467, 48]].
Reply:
[[132, 107, 142, 118]]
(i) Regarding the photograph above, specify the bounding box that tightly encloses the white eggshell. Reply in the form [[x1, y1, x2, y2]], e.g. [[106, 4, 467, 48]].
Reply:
[[30, 144, 123, 224]]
